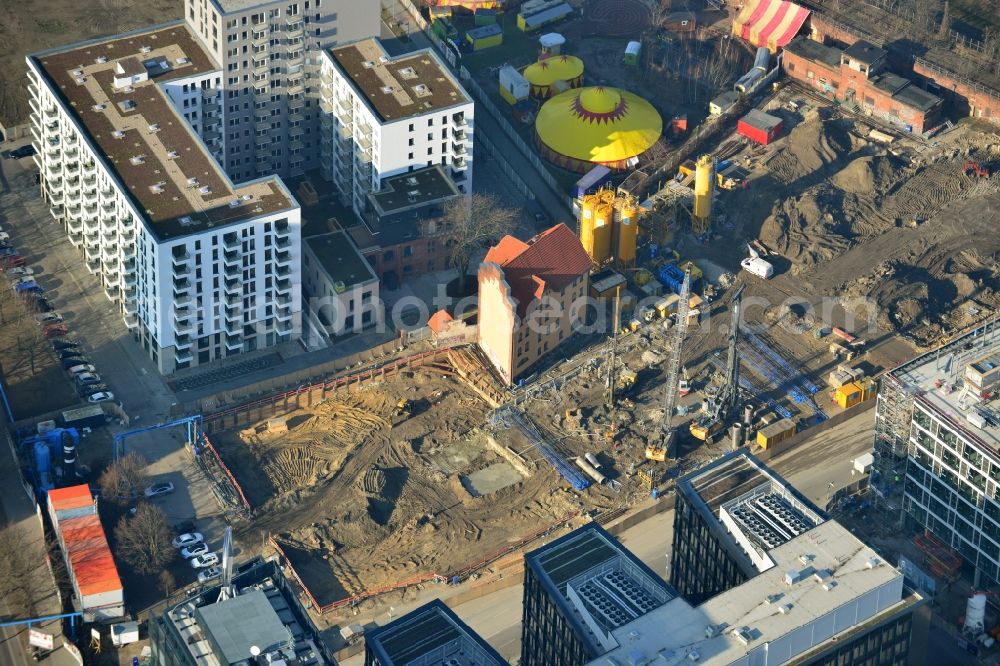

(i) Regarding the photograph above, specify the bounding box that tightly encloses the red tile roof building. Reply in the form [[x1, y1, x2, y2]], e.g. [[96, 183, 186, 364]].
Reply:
[[477, 224, 591, 384], [47, 484, 124, 621]]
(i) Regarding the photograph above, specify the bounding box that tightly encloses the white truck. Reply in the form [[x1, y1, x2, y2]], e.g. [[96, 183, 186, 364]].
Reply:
[[741, 257, 774, 279]]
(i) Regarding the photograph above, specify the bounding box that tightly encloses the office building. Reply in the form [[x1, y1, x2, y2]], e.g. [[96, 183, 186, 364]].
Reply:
[[519, 455, 929, 665], [183, 0, 379, 181], [670, 450, 824, 604], [348, 164, 463, 285], [318, 38, 474, 214], [364, 598, 505, 666], [874, 317, 1000, 585], [302, 230, 380, 337], [478, 223, 592, 385], [522, 523, 676, 664], [27, 23, 302, 372], [150, 556, 332, 665]]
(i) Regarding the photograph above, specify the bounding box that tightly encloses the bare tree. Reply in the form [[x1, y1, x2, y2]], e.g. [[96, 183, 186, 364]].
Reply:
[[0, 523, 50, 617], [114, 503, 175, 575], [910, 0, 939, 32], [938, 0, 951, 37], [15, 324, 50, 376], [159, 570, 177, 596], [443, 193, 519, 293], [98, 451, 149, 506]]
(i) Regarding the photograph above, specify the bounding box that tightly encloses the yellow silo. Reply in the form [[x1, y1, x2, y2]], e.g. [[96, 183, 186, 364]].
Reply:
[[693, 154, 715, 235], [615, 202, 639, 267], [592, 200, 613, 264], [579, 195, 598, 261]]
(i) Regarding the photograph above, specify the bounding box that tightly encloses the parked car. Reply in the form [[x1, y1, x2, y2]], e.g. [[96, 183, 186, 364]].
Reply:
[[43, 324, 68, 338], [172, 533, 204, 549], [7, 267, 32, 277], [60, 358, 88, 370], [181, 542, 210, 559], [144, 482, 175, 498], [9, 145, 36, 159], [67, 364, 96, 376], [32, 297, 53, 313], [36, 312, 62, 325], [79, 385, 109, 398], [75, 372, 102, 385], [58, 349, 85, 360], [0, 233, 10, 243], [87, 391, 114, 403], [13, 276, 35, 287], [51, 340, 79, 351], [198, 567, 222, 584], [189, 553, 220, 569]]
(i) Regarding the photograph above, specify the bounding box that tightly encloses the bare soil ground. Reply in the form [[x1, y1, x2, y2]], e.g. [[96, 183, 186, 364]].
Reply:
[[0, 0, 179, 126], [213, 369, 619, 607], [680, 90, 1000, 350]]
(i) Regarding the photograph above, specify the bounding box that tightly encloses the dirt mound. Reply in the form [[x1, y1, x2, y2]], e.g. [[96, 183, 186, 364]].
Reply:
[[831, 155, 898, 194], [786, 113, 853, 175]]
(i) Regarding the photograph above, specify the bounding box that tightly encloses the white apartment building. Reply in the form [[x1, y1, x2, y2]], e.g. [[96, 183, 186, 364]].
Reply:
[[183, 0, 379, 181], [27, 23, 302, 373], [318, 38, 474, 214]]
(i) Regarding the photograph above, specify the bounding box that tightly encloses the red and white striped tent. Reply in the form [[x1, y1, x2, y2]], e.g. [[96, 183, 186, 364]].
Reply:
[[732, 0, 810, 53]]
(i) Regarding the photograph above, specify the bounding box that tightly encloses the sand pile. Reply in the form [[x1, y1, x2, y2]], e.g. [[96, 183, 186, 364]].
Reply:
[[831, 155, 898, 194], [785, 113, 853, 174]]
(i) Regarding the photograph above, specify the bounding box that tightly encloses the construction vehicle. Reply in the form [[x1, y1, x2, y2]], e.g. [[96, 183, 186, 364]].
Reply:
[[690, 285, 744, 441], [964, 161, 990, 178], [677, 367, 691, 396], [393, 399, 413, 418], [618, 368, 638, 393], [645, 269, 691, 462]]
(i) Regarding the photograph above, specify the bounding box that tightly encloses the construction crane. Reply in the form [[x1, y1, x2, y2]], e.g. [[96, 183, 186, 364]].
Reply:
[[646, 269, 691, 462], [691, 285, 744, 441]]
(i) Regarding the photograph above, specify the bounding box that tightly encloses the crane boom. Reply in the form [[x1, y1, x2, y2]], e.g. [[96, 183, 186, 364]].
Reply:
[[717, 285, 744, 417], [657, 270, 691, 450]]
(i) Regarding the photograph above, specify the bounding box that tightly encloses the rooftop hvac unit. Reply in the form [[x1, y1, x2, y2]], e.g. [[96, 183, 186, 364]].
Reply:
[[734, 627, 753, 646]]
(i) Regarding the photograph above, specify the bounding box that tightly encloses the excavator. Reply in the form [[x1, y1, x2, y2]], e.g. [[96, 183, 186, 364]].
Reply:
[[645, 270, 691, 462], [690, 285, 744, 441]]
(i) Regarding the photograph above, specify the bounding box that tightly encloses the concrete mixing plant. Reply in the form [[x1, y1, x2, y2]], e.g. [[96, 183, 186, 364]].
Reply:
[[577, 189, 642, 268]]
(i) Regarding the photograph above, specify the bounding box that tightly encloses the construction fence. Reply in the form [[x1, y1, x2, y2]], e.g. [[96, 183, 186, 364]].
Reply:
[[177, 338, 402, 421], [198, 434, 252, 516], [271, 509, 581, 616], [200, 345, 507, 435]]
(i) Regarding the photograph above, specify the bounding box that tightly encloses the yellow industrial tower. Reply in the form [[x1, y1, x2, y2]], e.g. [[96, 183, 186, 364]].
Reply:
[[577, 188, 642, 267], [693, 154, 715, 235]]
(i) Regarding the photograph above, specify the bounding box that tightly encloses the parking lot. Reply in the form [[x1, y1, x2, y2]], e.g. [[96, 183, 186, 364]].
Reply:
[[0, 144, 229, 593]]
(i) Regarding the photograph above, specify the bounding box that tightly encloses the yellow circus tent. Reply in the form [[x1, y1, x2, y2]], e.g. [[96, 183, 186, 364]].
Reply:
[[523, 55, 585, 98], [535, 86, 662, 173]]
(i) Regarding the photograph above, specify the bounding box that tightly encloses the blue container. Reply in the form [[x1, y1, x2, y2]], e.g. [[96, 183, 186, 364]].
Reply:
[[649, 243, 659, 259], [651, 488, 660, 500], [657, 263, 686, 294]]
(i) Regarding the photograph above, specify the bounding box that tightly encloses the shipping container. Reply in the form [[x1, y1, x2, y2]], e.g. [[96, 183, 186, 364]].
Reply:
[[737, 109, 783, 145], [835, 378, 875, 408], [498, 65, 529, 104], [61, 404, 108, 429], [573, 165, 612, 198], [756, 418, 797, 449], [467, 24, 503, 51]]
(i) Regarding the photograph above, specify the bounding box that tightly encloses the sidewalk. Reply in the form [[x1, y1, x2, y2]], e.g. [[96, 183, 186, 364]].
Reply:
[[0, 437, 79, 666]]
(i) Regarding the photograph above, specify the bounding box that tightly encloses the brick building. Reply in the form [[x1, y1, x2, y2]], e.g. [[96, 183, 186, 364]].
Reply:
[[783, 37, 943, 133], [345, 165, 462, 288], [808, 12, 1000, 123], [477, 224, 591, 385]]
